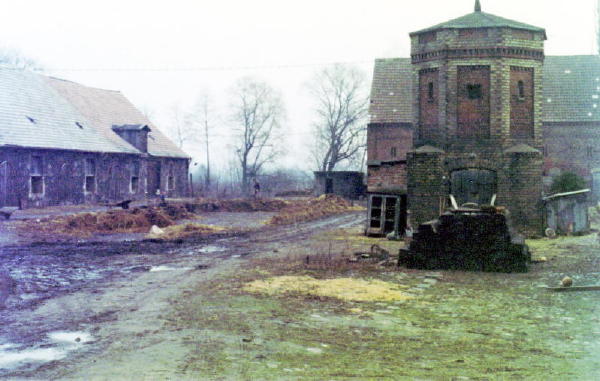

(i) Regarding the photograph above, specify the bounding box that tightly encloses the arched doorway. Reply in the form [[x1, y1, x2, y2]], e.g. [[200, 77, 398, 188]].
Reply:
[[450, 168, 497, 206]]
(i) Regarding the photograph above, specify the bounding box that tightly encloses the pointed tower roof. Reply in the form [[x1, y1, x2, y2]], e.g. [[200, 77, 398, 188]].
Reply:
[[410, 2, 546, 38]]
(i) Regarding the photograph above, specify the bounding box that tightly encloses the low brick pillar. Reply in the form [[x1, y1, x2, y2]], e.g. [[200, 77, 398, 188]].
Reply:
[[499, 144, 544, 237], [407, 145, 445, 228]]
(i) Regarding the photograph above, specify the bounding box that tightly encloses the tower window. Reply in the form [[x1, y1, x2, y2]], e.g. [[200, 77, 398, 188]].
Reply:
[[518, 80, 525, 99], [466, 84, 482, 99], [391, 147, 397, 158], [427, 82, 434, 101]]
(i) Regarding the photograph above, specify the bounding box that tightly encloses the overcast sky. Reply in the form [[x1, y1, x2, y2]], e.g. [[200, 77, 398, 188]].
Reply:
[[1, 0, 597, 172]]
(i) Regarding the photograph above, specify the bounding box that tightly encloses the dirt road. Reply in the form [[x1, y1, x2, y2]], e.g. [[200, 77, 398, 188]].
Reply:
[[0, 211, 365, 379]]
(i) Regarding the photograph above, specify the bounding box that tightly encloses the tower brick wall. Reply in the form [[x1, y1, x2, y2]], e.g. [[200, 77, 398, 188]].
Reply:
[[406, 9, 546, 236]]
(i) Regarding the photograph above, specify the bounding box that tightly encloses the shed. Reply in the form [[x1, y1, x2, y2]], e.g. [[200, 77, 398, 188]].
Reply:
[[543, 189, 590, 235], [313, 171, 365, 200]]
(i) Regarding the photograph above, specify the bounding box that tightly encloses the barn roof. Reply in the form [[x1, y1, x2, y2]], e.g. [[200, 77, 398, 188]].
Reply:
[[0, 66, 187, 158], [0, 67, 136, 154], [368, 58, 412, 124], [46, 77, 188, 158], [542, 55, 600, 123], [369, 55, 600, 125]]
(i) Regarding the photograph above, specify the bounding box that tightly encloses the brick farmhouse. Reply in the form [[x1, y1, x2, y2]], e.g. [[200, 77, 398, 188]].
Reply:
[[0, 67, 189, 209], [367, 1, 600, 237]]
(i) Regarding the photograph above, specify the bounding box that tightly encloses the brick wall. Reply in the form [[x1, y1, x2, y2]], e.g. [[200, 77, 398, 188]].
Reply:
[[543, 123, 600, 177], [406, 25, 545, 236], [510, 67, 534, 138], [367, 123, 413, 162], [406, 148, 445, 228], [0, 147, 189, 208], [367, 162, 407, 191]]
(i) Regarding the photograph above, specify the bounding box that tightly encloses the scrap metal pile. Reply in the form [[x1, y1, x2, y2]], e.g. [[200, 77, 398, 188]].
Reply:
[[398, 204, 530, 273]]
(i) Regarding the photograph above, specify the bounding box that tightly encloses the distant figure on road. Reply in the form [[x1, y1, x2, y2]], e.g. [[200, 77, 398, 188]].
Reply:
[[0, 270, 15, 309], [253, 178, 261, 199]]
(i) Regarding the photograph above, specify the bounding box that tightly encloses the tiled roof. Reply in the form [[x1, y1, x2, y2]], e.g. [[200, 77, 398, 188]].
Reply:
[[369, 55, 600, 124], [0, 67, 135, 153], [542, 55, 600, 123], [0, 67, 188, 158], [46, 77, 188, 158], [369, 58, 412, 124], [411, 11, 545, 36]]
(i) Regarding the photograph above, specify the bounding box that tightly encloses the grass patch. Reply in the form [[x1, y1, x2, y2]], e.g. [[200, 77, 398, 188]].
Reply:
[[243, 275, 412, 302], [167, 266, 597, 380], [164, 227, 600, 379]]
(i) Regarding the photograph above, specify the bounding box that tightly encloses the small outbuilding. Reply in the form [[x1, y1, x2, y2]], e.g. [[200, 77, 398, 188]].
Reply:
[[313, 171, 365, 200], [543, 189, 590, 235]]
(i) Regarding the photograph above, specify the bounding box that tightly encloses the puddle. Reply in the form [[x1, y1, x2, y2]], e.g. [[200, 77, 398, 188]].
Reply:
[[0, 347, 68, 368], [197, 245, 226, 254], [48, 331, 94, 344], [149, 265, 192, 272], [0, 331, 93, 370]]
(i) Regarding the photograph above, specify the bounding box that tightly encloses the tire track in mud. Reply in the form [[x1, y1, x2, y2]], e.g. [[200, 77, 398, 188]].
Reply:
[[0, 211, 365, 376]]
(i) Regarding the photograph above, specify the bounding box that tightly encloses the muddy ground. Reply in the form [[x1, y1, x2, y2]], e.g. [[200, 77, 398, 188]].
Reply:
[[1, 207, 600, 380]]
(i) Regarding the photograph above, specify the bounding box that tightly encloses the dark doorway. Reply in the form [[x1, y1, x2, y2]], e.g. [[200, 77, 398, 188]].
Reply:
[[0, 161, 7, 207], [325, 178, 333, 194], [147, 161, 161, 196], [450, 168, 497, 206]]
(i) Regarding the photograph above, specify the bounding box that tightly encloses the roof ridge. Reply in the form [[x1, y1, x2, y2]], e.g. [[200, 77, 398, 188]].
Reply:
[[46, 75, 121, 93]]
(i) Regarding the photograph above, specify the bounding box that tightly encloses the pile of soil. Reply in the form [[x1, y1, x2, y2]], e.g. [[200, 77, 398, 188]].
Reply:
[[184, 198, 289, 213], [146, 223, 225, 241], [19, 205, 192, 237], [268, 194, 361, 225]]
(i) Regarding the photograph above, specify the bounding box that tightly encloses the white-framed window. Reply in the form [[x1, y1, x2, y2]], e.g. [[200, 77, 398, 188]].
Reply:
[[84, 158, 96, 193], [130, 161, 140, 193], [30, 155, 44, 195]]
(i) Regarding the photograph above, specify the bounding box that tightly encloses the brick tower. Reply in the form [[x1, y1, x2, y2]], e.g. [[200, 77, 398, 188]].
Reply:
[[406, 0, 546, 236]]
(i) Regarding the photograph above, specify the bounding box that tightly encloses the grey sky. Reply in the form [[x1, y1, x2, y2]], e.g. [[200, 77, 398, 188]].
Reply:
[[1, 0, 597, 171]]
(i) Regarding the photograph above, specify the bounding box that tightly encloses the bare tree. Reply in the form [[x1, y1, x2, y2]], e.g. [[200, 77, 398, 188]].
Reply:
[[0, 47, 42, 71], [308, 64, 369, 172], [230, 77, 285, 195], [167, 102, 197, 150], [188, 93, 216, 191]]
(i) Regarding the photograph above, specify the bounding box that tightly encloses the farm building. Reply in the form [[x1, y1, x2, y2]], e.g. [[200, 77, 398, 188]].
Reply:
[[367, 1, 600, 236], [313, 171, 366, 200], [0, 67, 189, 209]]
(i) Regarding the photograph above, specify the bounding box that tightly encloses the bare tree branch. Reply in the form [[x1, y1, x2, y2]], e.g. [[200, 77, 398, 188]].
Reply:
[[0, 47, 43, 71], [308, 64, 369, 172], [230, 77, 285, 195]]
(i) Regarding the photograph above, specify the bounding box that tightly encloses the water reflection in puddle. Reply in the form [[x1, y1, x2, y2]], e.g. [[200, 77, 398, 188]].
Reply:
[[197, 245, 226, 254], [0, 331, 93, 370], [149, 265, 192, 272]]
